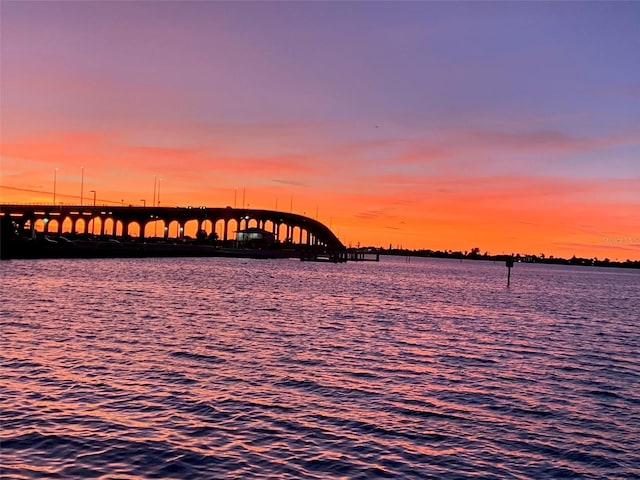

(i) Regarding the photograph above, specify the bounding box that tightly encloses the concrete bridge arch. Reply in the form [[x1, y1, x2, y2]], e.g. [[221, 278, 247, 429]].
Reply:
[[1, 204, 345, 251]]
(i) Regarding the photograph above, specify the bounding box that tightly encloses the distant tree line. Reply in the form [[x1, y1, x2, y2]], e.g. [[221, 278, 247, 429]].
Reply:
[[369, 245, 640, 269]]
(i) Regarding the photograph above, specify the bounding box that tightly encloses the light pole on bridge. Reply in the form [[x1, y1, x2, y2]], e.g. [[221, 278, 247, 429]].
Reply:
[[89, 190, 96, 235], [53, 168, 58, 204], [80, 166, 84, 206], [153, 176, 157, 209]]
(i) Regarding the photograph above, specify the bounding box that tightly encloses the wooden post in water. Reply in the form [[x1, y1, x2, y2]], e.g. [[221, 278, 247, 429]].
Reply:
[[506, 257, 514, 287]]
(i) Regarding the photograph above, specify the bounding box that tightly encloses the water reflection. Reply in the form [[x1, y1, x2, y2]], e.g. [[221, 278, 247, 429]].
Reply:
[[1, 257, 639, 478]]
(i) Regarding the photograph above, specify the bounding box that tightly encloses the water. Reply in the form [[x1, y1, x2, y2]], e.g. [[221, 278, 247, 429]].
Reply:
[[1, 256, 639, 479]]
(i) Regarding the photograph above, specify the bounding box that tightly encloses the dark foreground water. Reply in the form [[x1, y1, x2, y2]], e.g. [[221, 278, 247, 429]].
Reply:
[[1, 257, 639, 479]]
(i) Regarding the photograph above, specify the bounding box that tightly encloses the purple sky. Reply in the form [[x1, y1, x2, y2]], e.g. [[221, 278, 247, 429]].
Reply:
[[2, 1, 639, 257]]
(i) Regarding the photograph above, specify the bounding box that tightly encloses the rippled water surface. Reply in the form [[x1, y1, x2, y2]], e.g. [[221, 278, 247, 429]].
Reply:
[[2, 257, 639, 479]]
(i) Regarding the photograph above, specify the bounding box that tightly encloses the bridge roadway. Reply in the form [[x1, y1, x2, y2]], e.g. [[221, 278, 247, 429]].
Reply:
[[0, 204, 345, 251]]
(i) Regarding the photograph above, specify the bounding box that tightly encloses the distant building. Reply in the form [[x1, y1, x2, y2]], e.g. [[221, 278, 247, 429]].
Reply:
[[236, 227, 275, 247]]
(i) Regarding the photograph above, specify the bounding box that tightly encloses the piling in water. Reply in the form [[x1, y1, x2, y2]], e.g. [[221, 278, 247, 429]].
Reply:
[[506, 257, 514, 287]]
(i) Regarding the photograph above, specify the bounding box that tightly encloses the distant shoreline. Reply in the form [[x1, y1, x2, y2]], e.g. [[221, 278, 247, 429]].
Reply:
[[2, 239, 638, 269], [379, 249, 640, 269]]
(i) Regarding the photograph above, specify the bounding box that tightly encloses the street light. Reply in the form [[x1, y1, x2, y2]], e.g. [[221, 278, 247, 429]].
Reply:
[[89, 190, 96, 235], [53, 168, 58, 204], [80, 166, 84, 206], [141, 199, 146, 207]]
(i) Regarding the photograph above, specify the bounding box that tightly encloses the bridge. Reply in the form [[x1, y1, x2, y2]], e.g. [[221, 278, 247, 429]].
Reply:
[[0, 203, 345, 252]]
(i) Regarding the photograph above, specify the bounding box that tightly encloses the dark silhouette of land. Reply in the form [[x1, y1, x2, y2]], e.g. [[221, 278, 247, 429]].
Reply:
[[2, 232, 638, 268], [378, 246, 640, 269]]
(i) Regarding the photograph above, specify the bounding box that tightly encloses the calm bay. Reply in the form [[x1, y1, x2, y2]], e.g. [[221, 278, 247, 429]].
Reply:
[[1, 257, 639, 479]]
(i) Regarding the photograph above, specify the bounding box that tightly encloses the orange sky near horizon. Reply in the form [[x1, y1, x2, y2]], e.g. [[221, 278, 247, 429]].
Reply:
[[1, 2, 639, 260], [2, 138, 638, 261]]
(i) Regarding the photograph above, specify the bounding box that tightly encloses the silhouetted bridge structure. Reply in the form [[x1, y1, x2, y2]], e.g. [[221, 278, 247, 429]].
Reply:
[[0, 204, 345, 252]]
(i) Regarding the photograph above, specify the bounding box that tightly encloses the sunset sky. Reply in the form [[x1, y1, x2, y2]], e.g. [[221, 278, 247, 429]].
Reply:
[[1, 1, 639, 259]]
